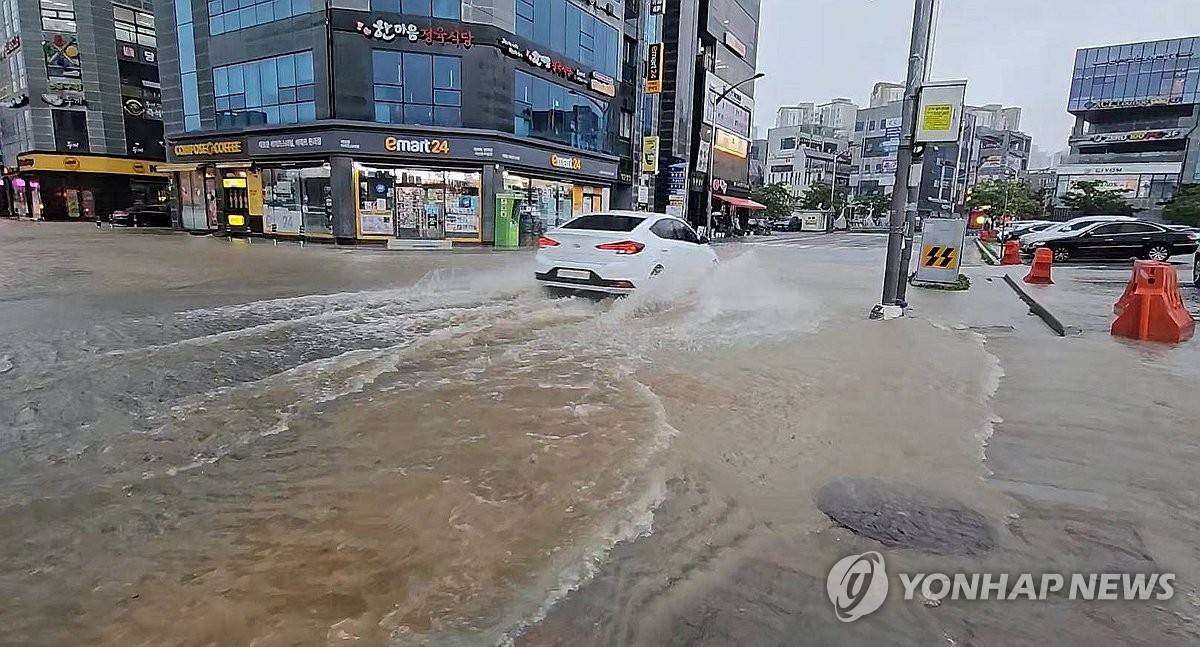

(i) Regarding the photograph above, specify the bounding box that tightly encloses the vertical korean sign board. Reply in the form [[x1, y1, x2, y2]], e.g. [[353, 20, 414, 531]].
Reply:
[[641, 136, 660, 173], [915, 218, 968, 285], [646, 43, 663, 94], [915, 80, 967, 144]]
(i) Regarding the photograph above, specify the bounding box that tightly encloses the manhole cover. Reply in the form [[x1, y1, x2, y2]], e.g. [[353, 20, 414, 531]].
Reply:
[[816, 478, 995, 555]]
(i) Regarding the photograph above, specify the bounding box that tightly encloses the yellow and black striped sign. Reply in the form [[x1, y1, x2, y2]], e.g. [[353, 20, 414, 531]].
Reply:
[[922, 245, 959, 269]]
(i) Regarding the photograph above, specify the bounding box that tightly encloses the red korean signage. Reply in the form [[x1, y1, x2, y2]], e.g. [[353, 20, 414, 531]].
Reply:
[[499, 37, 589, 86], [356, 20, 473, 48]]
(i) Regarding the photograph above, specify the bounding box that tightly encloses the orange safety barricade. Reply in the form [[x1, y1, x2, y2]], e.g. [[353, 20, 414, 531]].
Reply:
[[980, 230, 994, 242], [1001, 240, 1021, 266], [1023, 248, 1053, 285], [1111, 261, 1195, 343]]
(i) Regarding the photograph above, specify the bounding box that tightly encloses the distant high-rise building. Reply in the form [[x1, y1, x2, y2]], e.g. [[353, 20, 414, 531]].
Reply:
[[817, 98, 858, 138], [776, 104, 816, 128], [870, 82, 905, 108], [966, 104, 1022, 131]]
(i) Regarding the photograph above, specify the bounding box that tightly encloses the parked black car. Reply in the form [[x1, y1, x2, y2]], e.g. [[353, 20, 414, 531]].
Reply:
[[1027, 220, 1200, 263], [771, 216, 801, 232], [1194, 249, 1200, 288], [110, 204, 171, 227]]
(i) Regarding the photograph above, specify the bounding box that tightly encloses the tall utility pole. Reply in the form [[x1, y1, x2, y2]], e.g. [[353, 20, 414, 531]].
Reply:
[[874, 0, 936, 318]]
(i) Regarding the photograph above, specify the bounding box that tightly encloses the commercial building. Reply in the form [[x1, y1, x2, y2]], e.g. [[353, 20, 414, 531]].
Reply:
[[1060, 36, 1200, 219], [155, 0, 643, 246], [0, 0, 167, 220], [646, 0, 761, 227], [765, 124, 848, 198], [849, 100, 901, 198], [748, 136, 766, 187]]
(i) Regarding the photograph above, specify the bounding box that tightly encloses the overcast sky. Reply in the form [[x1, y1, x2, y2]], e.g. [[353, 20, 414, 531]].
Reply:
[[753, 0, 1200, 152]]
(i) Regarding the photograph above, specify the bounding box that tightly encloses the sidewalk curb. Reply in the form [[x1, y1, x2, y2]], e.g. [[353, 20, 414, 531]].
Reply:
[[1003, 274, 1067, 337], [976, 238, 1000, 265]]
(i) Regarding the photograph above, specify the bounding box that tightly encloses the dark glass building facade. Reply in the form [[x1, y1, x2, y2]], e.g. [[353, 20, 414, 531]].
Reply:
[[1063, 37, 1200, 219], [155, 0, 639, 245]]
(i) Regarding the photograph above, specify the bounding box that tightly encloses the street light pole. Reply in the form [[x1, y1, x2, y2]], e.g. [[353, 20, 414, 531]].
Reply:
[[703, 72, 764, 238], [874, 0, 936, 319]]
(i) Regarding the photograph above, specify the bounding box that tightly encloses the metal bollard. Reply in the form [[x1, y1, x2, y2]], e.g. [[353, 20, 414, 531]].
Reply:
[[271, 223, 278, 245], [299, 224, 306, 247]]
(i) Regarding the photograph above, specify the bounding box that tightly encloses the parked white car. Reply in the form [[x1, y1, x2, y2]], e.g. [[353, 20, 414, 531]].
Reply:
[[535, 212, 718, 295]]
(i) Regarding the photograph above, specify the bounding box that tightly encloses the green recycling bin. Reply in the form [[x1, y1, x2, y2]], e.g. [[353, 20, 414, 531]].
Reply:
[[495, 192, 520, 249]]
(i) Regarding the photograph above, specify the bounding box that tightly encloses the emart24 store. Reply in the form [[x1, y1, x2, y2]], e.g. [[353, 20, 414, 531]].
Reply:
[[162, 126, 619, 247]]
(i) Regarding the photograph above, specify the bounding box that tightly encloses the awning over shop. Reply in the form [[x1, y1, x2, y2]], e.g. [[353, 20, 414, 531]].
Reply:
[[152, 163, 201, 172], [714, 195, 767, 210], [15, 153, 165, 177]]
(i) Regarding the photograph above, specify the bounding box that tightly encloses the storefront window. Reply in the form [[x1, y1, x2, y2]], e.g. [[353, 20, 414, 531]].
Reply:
[[260, 167, 333, 235], [357, 167, 481, 240], [503, 174, 606, 245]]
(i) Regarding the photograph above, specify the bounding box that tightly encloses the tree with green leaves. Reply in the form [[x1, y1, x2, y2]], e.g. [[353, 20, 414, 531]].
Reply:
[[749, 182, 798, 220], [1161, 184, 1200, 227], [797, 181, 849, 212], [853, 192, 892, 219], [965, 179, 1044, 218], [1060, 179, 1138, 216]]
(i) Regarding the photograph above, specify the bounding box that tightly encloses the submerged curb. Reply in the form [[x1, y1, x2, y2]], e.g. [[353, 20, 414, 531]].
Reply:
[[1003, 274, 1067, 337], [976, 238, 1000, 265]]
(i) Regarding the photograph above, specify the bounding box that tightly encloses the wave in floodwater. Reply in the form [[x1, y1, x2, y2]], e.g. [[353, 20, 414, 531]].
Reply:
[[0, 252, 825, 646]]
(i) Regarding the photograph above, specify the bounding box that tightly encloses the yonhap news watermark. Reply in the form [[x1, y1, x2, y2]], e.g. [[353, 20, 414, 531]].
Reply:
[[827, 552, 1176, 623]]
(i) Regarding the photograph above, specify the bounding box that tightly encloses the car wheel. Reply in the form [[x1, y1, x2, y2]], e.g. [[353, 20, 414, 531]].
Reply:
[[1193, 256, 1200, 288], [1052, 247, 1070, 263], [1146, 245, 1172, 262]]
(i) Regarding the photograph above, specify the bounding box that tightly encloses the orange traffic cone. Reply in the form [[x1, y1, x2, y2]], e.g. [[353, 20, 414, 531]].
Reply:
[[1111, 261, 1195, 343], [1023, 248, 1053, 285], [1001, 240, 1021, 266]]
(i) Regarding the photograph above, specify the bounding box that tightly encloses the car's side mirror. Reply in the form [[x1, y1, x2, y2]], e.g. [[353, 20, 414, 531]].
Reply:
[[699, 236, 710, 245]]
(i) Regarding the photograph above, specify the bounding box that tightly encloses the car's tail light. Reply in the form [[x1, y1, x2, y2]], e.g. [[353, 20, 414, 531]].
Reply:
[[1187, 232, 1199, 241], [595, 240, 644, 255], [538, 236, 560, 248]]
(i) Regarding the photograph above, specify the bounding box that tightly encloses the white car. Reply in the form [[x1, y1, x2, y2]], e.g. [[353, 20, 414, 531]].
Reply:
[[535, 211, 718, 295], [1019, 215, 1137, 251]]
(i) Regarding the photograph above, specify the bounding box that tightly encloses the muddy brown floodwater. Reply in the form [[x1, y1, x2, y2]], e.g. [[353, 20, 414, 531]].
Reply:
[[3, 225, 1200, 646]]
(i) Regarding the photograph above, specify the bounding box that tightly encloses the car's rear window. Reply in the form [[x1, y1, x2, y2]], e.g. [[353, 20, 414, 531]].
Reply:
[[562, 215, 644, 232]]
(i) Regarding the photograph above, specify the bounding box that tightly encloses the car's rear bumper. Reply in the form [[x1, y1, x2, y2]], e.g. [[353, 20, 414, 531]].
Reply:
[[535, 270, 636, 294]]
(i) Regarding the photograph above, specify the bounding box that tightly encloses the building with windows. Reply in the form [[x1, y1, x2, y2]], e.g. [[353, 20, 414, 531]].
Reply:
[[0, 0, 167, 220], [869, 82, 904, 108], [646, 0, 761, 228], [1060, 36, 1200, 219], [155, 0, 641, 246], [765, 124, 848, 199], [816, 97, 857, 138], [775, 103, 815, 128]]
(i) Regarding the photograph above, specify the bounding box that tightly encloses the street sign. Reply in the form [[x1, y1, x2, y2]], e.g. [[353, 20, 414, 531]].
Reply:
[[914, 218, 967, 285], [915, 80, 967, 144], [646, 43, 663, 94]]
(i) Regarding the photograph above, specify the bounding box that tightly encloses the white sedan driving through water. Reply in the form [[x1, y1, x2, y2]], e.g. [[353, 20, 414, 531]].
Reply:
[[535, 212, 718, 295]]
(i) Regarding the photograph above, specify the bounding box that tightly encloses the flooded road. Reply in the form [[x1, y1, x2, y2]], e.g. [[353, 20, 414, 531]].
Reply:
[[3, 223, 1199, 646]]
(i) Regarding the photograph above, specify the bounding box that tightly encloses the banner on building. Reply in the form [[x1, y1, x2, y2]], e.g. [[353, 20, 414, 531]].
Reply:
[[641, 136, 660, 173], [646, 43, 663, 94], [43, 34, 81, 78]]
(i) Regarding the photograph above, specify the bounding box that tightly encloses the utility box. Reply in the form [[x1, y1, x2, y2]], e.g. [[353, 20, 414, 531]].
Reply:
[[494, 192, 520, 249]]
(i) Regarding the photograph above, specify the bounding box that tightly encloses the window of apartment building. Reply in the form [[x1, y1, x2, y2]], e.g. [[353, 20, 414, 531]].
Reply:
[[515, 0, 619, 77], [779, 137, 796, 150], [3, 0, 20, 39], [113, 5, 156, 48], [867, 120, 876, 131], [854, 121, 863, 132], [372, 50, 461, 127], [372, 0, 460, 18], [214, 52, 315, 128], [619, 110, 633, 139], [209, 0, 312, 36], [176, 0, 200, 130], [40, 0, 76, 32], [514, 70, 614, 155]]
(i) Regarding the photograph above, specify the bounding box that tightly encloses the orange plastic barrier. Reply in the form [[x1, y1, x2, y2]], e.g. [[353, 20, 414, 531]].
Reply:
[[1023, 248, 1053, 285], [1001, 240, 1021, 265], [980, 230, 995, 242], [1111, 261, 1195, 343]]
